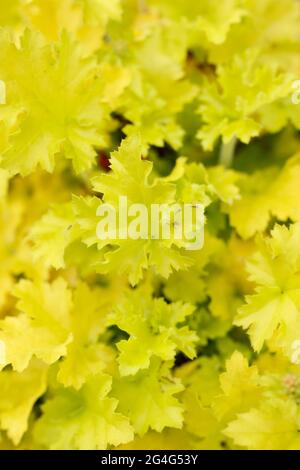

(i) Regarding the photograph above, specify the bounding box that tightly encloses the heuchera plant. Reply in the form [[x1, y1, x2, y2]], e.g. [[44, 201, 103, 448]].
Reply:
[[1, 0, 300, 450]]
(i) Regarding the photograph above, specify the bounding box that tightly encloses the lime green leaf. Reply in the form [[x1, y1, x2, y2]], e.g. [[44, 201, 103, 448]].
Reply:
[[29, 203, 74, 269], [0, 360, 47, 445], [34, 374, 134, 450], [0, 277, 72, 371], [57, 282, 115, 389], [197, 50, 293, 150], [113, 360, 184, 436], [224, 398, 300, 450], [213, 351, 262, 421], [236, 224, 300, 356], [228, 155, 300, 239], [0, 30, 129, 175], [109, 289, 197, 376]]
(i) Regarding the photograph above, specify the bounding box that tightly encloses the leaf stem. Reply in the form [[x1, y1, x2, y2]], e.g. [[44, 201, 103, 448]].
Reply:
[[219, 137, 237, 168]]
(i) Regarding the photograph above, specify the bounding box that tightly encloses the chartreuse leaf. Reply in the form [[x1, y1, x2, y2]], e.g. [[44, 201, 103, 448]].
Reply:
[[57, 282, 115, 389], [235, 223, 300, 358], [103, 5, 196, 151], [149, 0, 246, 45], [212, 352, 262, 421], [0, 273, 120, 389], [163, 231, 224, 304], [0, 360, 47, 445], [31, 135, 205, 286], [0, 277, 72, 371], [109, 289, 197, 376], [26, 0, 122, 35], [88, 136, 198, 284], [224, 398, 300, 450], [206, 235, 254, 320], [34, 374, 134, 450], [29, 202, 75, 270], [197, 50, 293, 150], [228, 155, 300, 239], [208, 0, 300, 69], [112, 360, 184, 436], [178, 356, 224, 450], [172, 159, 240, 206], [0, 29, 129, 175], [182, 389, 224, 450], [0, 0, 26, 32]]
